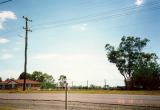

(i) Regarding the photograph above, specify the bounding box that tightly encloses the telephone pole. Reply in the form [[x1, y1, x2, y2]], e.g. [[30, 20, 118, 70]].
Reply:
[[65, 82, 68, 110], [22, 16, 32, 91], [87, 80, 88, 89], [104, 79, 107, 89]]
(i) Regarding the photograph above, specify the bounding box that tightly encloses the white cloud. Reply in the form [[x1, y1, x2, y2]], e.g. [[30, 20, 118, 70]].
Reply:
[[0, 37, 9, 44], [0, 53, 13, 60], [31, 53, 124, 86], [1, 49, 8, 52], [0, 11, 17, 29], [13, 47, 20, 51], [15, 41, 23, 45], [33, 53, 58, 60], [71, 24, 88, 32], [0, 70, 21, 80], [135, 0, 144, 6]]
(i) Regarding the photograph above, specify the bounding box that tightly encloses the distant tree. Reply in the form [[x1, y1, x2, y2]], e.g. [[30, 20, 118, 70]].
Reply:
[[41, 82, 56, 89], [31, 71, 44, 82], [105, 36, 151, 89], [58, 75, 67, 88], [31, 71, 55, 83], [31, 71, 55, 89], [18, 72, 32, 80], [42, 73, 54, 83], [0, 77, 2, 82], [89, 84, 102, 89]]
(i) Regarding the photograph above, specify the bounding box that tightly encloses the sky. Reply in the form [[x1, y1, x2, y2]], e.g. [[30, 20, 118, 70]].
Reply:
[[0, 0, 160, 86]]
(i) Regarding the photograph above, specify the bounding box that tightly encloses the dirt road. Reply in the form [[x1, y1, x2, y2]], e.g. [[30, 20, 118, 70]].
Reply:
[[0, 93, 160, 110], [0, 93, 160, 107]]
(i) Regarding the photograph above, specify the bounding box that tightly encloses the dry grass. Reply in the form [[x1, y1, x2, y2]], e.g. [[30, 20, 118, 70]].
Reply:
[[69, 89, 160, 95], [0, 89, 160, 95], [0, 107, 12, 110]]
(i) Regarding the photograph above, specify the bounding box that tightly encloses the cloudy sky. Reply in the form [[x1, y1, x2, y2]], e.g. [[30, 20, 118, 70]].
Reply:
[[0, 0, 160, 86]]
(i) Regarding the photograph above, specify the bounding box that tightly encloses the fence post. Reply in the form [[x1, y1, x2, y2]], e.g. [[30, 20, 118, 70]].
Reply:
[[65, 82, 68, 110]]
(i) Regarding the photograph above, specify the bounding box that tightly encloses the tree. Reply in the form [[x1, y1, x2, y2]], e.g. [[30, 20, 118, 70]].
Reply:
[[58, 75, 67, 88], [133, 54, 160, 89], [41, 82, 56, 89], [30, 71, 55, 89], [31, 71, 54, 83], [105, 36, 150, 89], [31, 71, 43, 82], [18, 72, 32, 80], [42, 73, 54, 83]]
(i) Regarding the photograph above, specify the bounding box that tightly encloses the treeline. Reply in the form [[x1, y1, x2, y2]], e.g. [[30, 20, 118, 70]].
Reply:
[[0, 71, 67, 89], [19, 71, 68, 89], [18, 71, 56, 89]]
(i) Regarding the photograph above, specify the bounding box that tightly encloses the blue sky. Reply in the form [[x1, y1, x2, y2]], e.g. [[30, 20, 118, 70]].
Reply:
[[0, 0, 160, 86]]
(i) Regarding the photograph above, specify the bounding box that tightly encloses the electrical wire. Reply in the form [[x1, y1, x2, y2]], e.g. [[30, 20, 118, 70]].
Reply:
[[31, 0, 160, 30], [0, 0, 12, 5], [0, 0, 160, 36]]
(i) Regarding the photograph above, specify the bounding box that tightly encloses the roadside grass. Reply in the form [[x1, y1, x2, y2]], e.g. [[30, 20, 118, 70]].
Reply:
[[0, 107, 12, 110], [0, 89, 160, 95]]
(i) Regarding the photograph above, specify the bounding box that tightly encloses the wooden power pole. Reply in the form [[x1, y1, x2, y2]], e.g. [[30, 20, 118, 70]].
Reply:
[[22, 16, 32, 91]]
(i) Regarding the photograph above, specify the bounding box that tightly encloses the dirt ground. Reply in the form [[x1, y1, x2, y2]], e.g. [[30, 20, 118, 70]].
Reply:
[[0, 93, 160, 106], [0, 99, 160, 110]]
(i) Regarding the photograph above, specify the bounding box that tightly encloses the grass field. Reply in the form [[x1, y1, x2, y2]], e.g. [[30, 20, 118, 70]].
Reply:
[[0, 89, 160, 95]]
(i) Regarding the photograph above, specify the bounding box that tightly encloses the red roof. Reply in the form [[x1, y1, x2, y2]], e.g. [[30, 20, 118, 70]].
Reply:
[[0, 79, 40, 85], [16, 79, 40, 84], [0, 81, 8, 84]]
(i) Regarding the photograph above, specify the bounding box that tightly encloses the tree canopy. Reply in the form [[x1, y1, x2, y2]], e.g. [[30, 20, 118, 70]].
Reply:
[[18, 71, 55, 89], [18, 71, 54, 83], [18, 72, 32, 80], [58, 75, 67, 88]]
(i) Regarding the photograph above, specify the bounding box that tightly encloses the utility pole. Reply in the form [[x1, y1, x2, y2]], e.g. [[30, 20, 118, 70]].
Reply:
[[87, 80, 88, 89], [22, 16, 32, 91], [104, 79, 106, 89], [71, 81, 73, 89], [65, 82, 68, 110]]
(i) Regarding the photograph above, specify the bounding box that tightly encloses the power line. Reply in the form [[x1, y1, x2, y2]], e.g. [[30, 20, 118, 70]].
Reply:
[[1, 0, 160, 36], [31, 0, 160, 28], [32, 2, 160, 31], [0, 0, 12, 4]]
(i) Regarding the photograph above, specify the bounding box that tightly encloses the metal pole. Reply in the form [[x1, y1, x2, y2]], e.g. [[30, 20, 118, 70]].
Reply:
[[65, 83, 68, 110], [87, 80, 88, 89]]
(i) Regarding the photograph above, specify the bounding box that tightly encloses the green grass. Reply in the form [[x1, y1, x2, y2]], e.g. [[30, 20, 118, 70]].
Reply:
[[0, 89, 160, 95]]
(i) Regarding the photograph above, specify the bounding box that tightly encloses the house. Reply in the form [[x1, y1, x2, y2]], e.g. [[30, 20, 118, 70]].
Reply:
[[0, 79, 40, 90]]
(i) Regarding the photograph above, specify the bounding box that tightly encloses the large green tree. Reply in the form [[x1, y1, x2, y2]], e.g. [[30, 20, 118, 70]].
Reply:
[[105, 36, 155, 89], [31, 71, 54, 83], [0, 77, 2, 82], [31, 71, 44, 82]]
